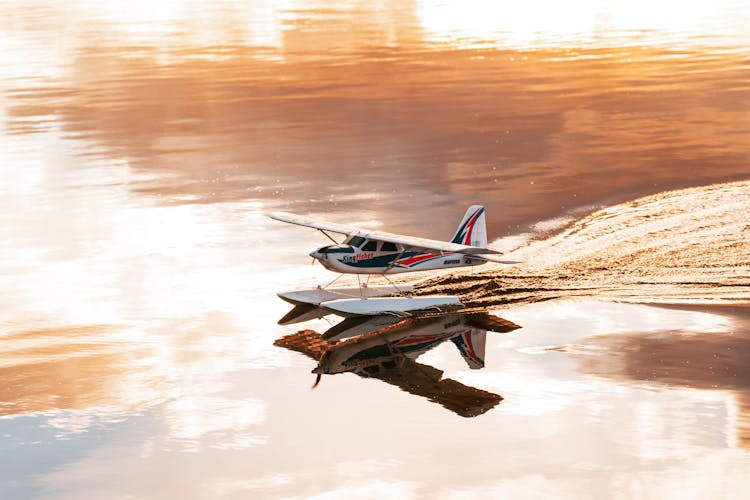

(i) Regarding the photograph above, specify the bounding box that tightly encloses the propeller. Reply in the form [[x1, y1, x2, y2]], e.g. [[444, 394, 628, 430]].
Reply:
[[312, 373, 322, 389]]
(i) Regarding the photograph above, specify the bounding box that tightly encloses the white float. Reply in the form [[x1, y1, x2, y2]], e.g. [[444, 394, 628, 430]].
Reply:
[[320, 296, 461, 317], [277, 285, 412, 306]]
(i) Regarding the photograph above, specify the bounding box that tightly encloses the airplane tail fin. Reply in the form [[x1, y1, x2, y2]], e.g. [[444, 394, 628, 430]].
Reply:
[[451, 205, 487, 248], [451, 329, 486, 369]]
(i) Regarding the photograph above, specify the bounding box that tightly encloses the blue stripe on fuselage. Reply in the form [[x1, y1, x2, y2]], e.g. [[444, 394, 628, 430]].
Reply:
[[335, 253, 402, 268]]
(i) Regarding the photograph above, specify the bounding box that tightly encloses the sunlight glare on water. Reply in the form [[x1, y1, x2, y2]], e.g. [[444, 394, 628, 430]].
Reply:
[[417, 0, 750, 48]]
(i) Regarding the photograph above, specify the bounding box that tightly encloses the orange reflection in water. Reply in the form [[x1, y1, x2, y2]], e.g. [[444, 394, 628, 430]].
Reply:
[[0, 311, 278, 452], [1, 1, 750, 498], [3, 1, 750, 239], [568, 307, 750, 449], [0, 325, 147, 416]]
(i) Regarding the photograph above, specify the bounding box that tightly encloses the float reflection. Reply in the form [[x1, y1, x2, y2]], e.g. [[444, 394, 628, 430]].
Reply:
[[275, 312, 521, 417]]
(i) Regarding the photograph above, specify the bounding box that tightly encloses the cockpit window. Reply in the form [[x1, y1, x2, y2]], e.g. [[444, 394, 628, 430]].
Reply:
[[381, 242, 397, 252], [362, 240, 378, 251], [348, 236, 365, 247]]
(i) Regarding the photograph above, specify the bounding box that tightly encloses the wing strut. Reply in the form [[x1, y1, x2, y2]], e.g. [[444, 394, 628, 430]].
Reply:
[[383, 246, 410, 274], [380, 246, 412, 296], [381, 273, 408, 296], [318, 229, 339, 244]]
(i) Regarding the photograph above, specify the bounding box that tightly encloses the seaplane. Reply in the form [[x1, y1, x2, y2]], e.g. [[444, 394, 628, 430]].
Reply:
[[269, 205, 517, 320], [275, 311, 521, 415]]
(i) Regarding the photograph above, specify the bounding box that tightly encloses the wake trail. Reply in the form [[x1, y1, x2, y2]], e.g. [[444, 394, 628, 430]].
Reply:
[[416, 180, 750, 308]]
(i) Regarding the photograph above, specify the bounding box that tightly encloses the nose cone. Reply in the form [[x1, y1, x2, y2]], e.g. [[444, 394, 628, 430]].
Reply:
[[309, 248, 323, 260], [314, 350, 333, 374]]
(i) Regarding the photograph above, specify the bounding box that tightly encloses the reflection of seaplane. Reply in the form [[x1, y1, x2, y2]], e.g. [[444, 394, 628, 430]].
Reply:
[[274, 312, 521, 417], [270, 206, 517, 318]]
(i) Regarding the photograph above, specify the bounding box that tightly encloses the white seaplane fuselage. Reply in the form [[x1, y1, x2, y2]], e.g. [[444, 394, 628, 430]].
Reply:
[[270, 205, 515, 318], [309, 235, 488, 275], [271, 204, 510, 279]]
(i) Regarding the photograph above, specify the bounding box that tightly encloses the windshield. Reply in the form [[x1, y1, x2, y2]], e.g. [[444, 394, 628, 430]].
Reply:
[[348, 236, 365, 247]]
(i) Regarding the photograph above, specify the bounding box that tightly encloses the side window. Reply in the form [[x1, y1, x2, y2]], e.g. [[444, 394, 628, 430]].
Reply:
[[362, 240, 378, 251], [348, 236, 365, 247], [381, 242, 397, 252]]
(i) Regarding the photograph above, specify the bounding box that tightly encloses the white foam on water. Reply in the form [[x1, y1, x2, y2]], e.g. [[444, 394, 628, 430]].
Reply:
[[422, 180, 750, 306]]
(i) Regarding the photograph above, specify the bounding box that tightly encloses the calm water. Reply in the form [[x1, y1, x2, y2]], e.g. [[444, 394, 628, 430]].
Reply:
[[1, 1, 750, 498]]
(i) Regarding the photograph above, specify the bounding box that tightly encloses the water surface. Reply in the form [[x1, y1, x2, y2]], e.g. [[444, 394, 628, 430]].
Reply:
[[1, 1, 750, 498]]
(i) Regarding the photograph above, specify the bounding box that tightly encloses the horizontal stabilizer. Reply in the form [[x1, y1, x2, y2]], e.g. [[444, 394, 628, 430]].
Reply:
[[470, 255, 522, 265], [464, 313, 522, 333]]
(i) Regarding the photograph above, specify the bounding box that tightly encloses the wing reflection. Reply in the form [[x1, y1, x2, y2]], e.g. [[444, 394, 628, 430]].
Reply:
[[274, 312, 521, 417]]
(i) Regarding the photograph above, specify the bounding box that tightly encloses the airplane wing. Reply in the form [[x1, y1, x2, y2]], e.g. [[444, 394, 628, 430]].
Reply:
[[268, 211, 502, 255], [363, 230, 501, 255], [268, 211, 359, 236]]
